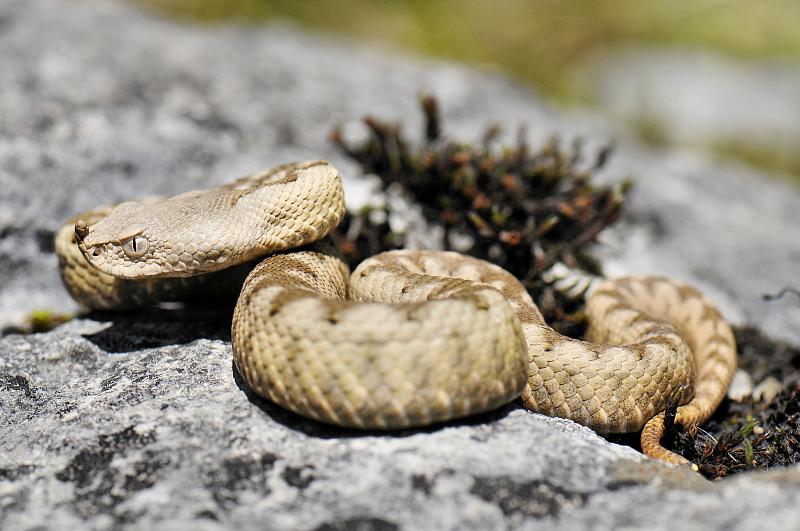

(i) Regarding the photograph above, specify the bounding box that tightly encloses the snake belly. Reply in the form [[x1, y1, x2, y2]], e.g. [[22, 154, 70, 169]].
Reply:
[[57, 160, 737, 465]]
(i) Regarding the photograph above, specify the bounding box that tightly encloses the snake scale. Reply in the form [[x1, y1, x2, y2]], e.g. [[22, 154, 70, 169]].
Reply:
[[56, 160, 737, 466]]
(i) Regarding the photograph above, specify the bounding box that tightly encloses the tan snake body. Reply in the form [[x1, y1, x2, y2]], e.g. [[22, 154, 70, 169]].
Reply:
[[57, 160, 737, 466]]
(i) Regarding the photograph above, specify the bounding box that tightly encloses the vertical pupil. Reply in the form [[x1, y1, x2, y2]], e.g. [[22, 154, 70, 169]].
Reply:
[[132, 238, 137, 252]]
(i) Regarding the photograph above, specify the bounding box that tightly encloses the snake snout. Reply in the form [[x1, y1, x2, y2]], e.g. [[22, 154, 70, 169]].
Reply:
[[74, 220, 89, 242]]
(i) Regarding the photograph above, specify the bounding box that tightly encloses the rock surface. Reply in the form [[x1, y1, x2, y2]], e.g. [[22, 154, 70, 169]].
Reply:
[[586, 47, 800, 162], [1, 0, 800, 530]]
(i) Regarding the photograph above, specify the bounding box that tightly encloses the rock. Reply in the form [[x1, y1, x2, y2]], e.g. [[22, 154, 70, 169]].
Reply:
[[584, 46, 800, 163], [728, 369, 755, 402], [2, 0, 800, 529], [3, 319, 800, 531], [0, 318, 687, 528], [753, 376, 783, 402]]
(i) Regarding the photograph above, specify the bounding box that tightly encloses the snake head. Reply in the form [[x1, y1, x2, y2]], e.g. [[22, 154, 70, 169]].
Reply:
[[74, 161, 343, 280], [75, 195, 235, 279], [75, 200, 170, 279]]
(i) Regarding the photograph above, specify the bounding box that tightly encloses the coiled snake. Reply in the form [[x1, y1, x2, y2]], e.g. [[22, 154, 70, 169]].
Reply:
[[56, 160, 737, 467]]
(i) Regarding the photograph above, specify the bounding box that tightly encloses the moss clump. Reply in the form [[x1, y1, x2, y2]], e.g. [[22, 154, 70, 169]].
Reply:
[[331, 95, 629, 337], [736, 324, 800, 389], [330, 97, 800, 478], [28, 310, 72, 333], [671, 326, 800, 479]]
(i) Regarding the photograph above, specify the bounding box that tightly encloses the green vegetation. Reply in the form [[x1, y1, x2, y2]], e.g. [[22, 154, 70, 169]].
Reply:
[[136, 1, 800, 180], [137, 0, 800, 102], [27, 309, 72, 333]]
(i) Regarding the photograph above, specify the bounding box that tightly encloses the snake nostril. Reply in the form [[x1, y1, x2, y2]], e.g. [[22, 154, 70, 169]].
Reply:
[[92, 247, 102, 257]]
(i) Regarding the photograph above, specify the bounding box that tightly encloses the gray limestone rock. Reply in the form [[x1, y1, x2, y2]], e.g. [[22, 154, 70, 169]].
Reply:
[[1, 0, 800, 529]]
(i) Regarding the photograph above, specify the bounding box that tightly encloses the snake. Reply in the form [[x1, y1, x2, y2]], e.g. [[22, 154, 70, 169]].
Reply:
[[55, 160, 737, 467]]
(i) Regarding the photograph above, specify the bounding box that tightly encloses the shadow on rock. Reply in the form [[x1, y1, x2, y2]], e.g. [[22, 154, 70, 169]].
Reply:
[[231, 360, 524, 439], [82, 303, 235, 354]]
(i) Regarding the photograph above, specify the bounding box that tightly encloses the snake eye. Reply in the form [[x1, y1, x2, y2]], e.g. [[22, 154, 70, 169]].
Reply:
[[122, 235, 149, 258]]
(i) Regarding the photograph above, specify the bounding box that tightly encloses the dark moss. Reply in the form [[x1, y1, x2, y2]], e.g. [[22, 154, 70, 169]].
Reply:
[[664, 326, 800, 479], [735, 324, 800, 385], [332, 95, 628, 335]]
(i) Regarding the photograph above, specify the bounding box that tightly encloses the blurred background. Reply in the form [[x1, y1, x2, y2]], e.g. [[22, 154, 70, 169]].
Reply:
[[2, 0, 798, 338], [137, 0, 800, 184]]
